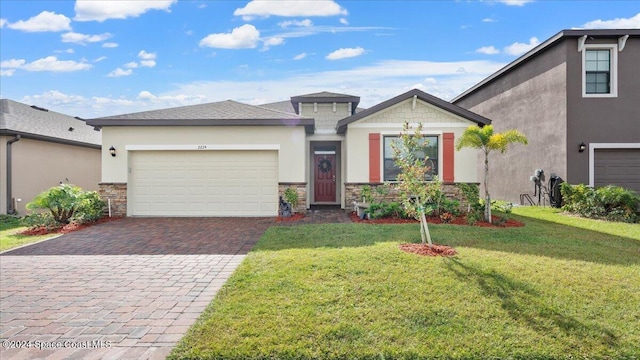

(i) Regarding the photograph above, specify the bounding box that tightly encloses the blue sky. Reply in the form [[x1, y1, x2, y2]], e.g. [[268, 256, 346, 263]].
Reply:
[[1, 0, 638, 118]]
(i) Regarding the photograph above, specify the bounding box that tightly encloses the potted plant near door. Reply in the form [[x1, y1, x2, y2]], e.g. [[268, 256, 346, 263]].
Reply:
[[284, 187, 299, 213]]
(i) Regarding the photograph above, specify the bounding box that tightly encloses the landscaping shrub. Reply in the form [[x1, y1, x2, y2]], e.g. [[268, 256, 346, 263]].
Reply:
[[366, 202, 408, 219], [25, 184, 106, 227], [561, 183, 639, 223]]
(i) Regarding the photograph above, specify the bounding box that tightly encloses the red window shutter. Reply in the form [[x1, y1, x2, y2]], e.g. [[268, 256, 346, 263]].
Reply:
[[368, 133, 381, 183], [443, 133, 455, 183]]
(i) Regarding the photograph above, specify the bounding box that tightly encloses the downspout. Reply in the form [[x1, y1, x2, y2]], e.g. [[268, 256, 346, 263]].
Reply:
[[6, 134, 21, 214]]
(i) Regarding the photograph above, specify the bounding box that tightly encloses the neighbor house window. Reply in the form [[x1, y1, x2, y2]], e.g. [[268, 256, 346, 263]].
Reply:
[[582, 44, 617, 97], [383, 135, 438, 181]]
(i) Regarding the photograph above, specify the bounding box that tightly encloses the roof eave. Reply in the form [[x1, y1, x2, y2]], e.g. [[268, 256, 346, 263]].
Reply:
[[0, 129, 101, 149], [86, 118, 316, 134]]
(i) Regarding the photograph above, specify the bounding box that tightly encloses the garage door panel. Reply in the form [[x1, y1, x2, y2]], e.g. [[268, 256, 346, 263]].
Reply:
[[131, 150, 278, 216], [594, 149, 640, 193]]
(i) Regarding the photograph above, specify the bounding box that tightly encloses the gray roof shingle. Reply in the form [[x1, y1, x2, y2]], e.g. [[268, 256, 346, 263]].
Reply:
[[0, 99, 101, 147]]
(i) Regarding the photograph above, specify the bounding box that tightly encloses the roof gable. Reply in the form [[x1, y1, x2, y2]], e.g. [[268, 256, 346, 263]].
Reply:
[[336, 89, 491, 133], [0, 99, 101, 147], [290, 92, 360, 115]]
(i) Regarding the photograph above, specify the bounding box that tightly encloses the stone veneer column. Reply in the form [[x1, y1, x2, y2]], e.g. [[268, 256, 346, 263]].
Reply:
[[278, 183, 307, 214], [344, 182, 478, 214], [98, 182, 127, 217]]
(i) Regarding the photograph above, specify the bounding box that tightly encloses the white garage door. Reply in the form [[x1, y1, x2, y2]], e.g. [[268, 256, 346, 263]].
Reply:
[[130, 150, 278, 216], [594, 149, 640, 193]]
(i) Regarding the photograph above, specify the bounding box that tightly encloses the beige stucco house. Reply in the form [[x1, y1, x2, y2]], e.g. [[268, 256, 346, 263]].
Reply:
[[87, 89, 491, 217], [1, 99, 102, 215]]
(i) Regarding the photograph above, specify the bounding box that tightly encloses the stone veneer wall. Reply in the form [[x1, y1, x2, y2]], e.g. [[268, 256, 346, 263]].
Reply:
[[344, 182, 478, 213], [278, 183, 307, 214], [98, 182, 127, 217]]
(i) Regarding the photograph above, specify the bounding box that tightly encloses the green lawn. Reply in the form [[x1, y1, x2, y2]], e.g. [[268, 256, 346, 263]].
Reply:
[[170, 207, 640, 360], [0, 216, 56, 252]]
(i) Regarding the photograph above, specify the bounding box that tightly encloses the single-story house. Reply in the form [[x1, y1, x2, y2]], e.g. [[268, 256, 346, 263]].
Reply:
[[1, 99, 102, 215], [453, 29, 640, 203], [87, 89, 491, 217]]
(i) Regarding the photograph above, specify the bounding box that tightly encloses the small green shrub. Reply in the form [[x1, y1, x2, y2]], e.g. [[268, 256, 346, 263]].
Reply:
[[466, 210, 483, 225], [21, 212, 57, 230], [366, 202, 408, 219], [283, 187, 298, 211], [360, 185, 373, 203], [561, 183, 639, 223], [26, 184, 106, 226]]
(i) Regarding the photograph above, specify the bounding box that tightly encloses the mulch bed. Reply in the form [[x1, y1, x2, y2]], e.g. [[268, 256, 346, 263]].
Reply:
[[19, 217, 122, 236], [276, 213, 306, 223], [399, 243, 458, 257], [350, 213, 524, 228]]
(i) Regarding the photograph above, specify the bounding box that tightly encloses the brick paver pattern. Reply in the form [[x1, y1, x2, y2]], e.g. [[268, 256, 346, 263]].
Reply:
[[0, 209, 350, 359]]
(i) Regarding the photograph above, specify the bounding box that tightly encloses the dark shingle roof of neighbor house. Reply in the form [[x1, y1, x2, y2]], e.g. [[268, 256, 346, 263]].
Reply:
[[0, 99, 101, 148], [453, 29, 640, 103], [87, 99, 316, 134], [336, 88, 492, 134], [259, 100, 297, 114], [290, 91, 361, 115]]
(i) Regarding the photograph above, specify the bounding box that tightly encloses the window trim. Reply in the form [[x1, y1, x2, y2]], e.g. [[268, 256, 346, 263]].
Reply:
[[582, 44, 618, 98], [381, 133, 441, 182]]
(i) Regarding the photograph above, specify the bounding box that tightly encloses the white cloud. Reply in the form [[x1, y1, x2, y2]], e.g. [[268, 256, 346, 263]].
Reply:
[[279, 19, 313, 28], [125, 62, 139, 68], [138, 50, 157, 67], [74, 0, 177, 22], [503, 37, 539, 56], [326, 47, 365, 60], [482, 18, 497, 23], [293, 53, 307, 60], [476, 46, 500, 55], [261, 37, 285, 51], [61, 32, 112, 45], [1, 59, 27, 68], [1, 56, 91, 72], [0, 18, 7, 28], [581, 13, 640, 29], [107, 68, 133, 77], [199, 24, 260, 49], [496, 0, 533, 6], [6, 11, 71, 32], [103, 42, 119, 48], [1, 69, 16, 76], [234, 0, 347, 20], [94, 56, 107, 62], [340, 18, 349, 25]]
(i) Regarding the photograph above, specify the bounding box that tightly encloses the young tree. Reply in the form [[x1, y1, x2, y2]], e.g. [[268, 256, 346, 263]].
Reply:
[[391, 122, 441, 247], [455, 125, 528, 223]]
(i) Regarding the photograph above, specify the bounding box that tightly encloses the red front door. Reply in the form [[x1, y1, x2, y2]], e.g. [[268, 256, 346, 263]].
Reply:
[[314, 154, 336, 202]]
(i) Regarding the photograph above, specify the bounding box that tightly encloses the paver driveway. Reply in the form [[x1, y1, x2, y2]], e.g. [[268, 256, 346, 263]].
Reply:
[[0, 217, 273, 359]]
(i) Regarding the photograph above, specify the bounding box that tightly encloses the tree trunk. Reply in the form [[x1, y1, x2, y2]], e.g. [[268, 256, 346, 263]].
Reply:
[[484, 150, 492, 224]]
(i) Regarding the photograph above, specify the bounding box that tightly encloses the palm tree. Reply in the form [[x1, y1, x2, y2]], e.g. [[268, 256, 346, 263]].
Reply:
[[455, 125, 528, 223]]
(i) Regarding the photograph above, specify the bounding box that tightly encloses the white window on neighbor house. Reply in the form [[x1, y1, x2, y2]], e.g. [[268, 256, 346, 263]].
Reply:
[[582, 44, 617, 98], [383, 135, 439, 182]]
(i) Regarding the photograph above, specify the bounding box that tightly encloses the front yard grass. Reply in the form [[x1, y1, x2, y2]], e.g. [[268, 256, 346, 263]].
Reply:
[[170, 207, 640, 360], [0, 216, 56, 252]]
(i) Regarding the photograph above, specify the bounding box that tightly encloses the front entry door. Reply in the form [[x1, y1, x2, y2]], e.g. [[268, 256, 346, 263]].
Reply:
[[314, 154, 336, 202]]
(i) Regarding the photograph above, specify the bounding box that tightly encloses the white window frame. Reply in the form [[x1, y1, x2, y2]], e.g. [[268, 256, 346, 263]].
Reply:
[[582, 44, 618, 98], [380, 131, 442, 183]]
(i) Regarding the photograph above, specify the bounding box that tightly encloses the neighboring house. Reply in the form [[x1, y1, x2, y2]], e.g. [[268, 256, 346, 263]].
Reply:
[[87, 89, 491, 217], [453, 29, 640, 203], [1, 99, 102, 215]]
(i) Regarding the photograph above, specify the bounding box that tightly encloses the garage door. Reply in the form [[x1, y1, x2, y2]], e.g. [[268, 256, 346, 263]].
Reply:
[[594, 149, 640, 193], [130, 150, 278, 216]]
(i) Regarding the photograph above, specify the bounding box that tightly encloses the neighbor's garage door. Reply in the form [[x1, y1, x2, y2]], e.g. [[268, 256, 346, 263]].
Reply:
[[594, 149, 640, 193], [130, 150, 278, 216]]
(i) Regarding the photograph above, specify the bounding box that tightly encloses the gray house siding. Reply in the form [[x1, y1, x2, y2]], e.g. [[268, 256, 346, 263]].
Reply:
[[454, 41, 569, 204], [566, 36, 640, 185]]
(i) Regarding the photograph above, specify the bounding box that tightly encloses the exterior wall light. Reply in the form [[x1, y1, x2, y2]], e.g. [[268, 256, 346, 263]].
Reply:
[[578, 142, 586, 153], [109, 146, 116, 157]]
